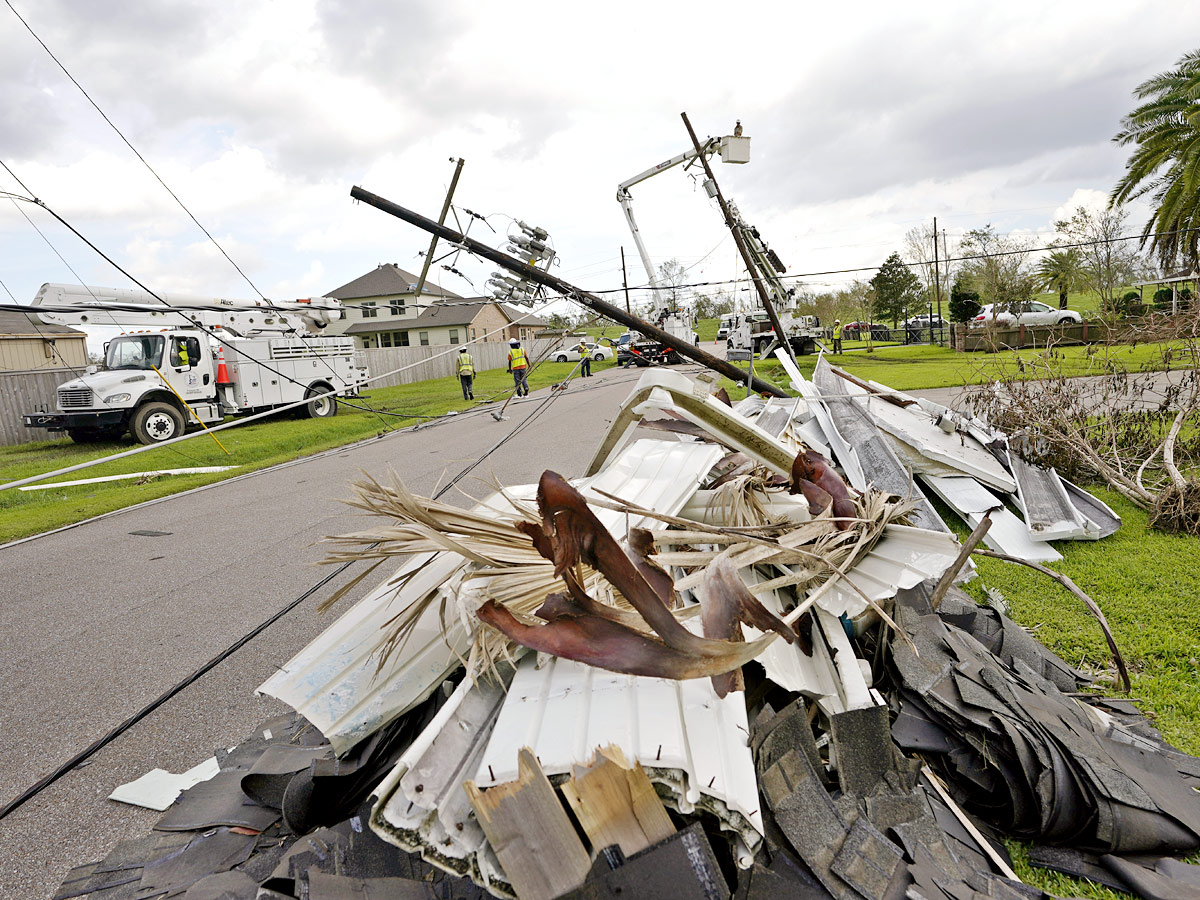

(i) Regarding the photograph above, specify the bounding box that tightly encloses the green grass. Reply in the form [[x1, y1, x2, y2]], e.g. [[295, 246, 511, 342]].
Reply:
[[714, 340, 1185, 395], [0, 354, 617, 544]]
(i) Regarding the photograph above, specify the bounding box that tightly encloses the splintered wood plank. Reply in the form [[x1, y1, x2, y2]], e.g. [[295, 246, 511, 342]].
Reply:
[[463, 747, 590, 900], [560, 744, 675, 857]]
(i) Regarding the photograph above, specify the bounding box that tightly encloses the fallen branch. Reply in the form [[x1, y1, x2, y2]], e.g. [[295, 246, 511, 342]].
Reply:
[[930, 513, 993, 611], [970, 548, 1131, 693]]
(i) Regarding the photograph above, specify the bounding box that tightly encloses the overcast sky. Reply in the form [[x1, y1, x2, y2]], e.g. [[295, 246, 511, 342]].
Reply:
[[2, 0, 1197, 325]]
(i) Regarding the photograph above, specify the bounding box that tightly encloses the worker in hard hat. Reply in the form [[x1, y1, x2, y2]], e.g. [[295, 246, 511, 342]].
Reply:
[[456, 346, 475, 400], [576, 339, 592, 377], [507, 338, 529, 397], [832, 320, 843, 354]]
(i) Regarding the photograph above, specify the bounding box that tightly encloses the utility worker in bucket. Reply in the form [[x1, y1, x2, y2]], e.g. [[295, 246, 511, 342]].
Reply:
[[832, 320, 843, 354], [456, 347, 475, 400], [507, 338, 529, 397], [576, 339, 592, 377]]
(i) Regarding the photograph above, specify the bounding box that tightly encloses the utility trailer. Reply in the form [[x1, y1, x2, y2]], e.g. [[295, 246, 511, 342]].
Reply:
[[21, 283, 369, 444]]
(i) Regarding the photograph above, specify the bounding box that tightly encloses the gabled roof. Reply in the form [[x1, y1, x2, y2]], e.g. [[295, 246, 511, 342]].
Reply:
[[327, 264, 462, 301], [343, 300, 548, 335], [0, 309, 84, 336]]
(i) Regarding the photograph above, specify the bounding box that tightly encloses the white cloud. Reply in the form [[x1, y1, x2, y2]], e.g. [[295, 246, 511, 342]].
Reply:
[[2, 0, 1198, 321]]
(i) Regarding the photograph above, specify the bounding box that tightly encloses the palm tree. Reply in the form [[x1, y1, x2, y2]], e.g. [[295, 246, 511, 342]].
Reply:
[[1112, 50, 1200, 269], [1035, 249, 1081, 309]]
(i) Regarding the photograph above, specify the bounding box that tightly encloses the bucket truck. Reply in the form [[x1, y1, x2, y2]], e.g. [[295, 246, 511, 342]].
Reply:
[[616, 124, 822, 362], [21, 283, 368, 444]]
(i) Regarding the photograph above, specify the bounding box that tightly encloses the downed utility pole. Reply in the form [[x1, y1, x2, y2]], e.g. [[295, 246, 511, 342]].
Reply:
[[414, 156, 464, 301], [350, 186, 789, 398], [680, 111, 799, 372]]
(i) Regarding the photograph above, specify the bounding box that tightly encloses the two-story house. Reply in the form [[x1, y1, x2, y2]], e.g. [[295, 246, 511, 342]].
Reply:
[[325, 264, 547, 349]]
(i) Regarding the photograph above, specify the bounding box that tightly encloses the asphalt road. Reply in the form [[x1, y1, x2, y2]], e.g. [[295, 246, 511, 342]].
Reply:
[[0, 361, 661, 900]]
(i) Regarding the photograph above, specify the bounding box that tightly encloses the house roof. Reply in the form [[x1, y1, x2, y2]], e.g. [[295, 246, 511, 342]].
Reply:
[[327, 264, 463, 301], [0, 309, 85, 337], [343, 300, 548, 335]]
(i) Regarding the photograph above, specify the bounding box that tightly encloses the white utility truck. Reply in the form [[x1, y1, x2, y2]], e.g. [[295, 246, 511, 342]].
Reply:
[[22, 283, 368, 444], [615, 124, 822, 363], [722, 202, 824, 358]]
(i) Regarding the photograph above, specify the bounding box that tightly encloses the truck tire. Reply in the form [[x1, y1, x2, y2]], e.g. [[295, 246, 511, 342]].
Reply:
[[131, 401, 184, 444], [303, 386, 337, 419]]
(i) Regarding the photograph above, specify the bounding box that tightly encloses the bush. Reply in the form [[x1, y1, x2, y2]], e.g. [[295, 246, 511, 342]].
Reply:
[[949, 279, 982, 323]]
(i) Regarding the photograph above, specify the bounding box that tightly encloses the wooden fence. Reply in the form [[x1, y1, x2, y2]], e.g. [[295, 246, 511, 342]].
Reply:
[[0, 368, 74, 446], [950, 320, 1111, 352], [356, 337, 564, 389]]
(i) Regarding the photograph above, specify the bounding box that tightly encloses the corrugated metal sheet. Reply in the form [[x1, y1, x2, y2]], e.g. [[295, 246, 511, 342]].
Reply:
[[920, 474, 1063, 564], [851, 391, 1016, 493], [1007, 451, 1089, 540], [258, 439, 724, 753], [372, 652, 762, 893], [586, 370, 803, 478]]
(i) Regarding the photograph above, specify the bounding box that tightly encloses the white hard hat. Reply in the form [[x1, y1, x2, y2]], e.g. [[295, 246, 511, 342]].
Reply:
[[509, 338, 519, 345]]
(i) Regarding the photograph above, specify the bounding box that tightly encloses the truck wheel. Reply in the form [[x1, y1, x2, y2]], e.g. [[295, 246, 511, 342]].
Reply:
[[131, 401, 184, 445], [303, 386, 337, 419]]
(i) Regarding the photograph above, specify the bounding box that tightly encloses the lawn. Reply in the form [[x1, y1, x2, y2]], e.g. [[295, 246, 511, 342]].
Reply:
[[714, 339, 1185, 396], [0, 354, 618, 544]]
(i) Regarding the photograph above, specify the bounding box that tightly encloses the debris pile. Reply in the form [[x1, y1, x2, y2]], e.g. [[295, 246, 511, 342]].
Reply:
[[61, 363, 1200, 900]]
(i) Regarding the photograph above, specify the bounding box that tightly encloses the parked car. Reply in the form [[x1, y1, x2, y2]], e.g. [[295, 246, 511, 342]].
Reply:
[[842, 321, 890, 339], [554, 341, 613, 363], [972, 302, 1082, 327], [905, 313, 947, 329]]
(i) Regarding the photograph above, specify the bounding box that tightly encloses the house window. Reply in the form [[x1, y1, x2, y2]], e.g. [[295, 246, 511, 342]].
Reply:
[[362, 302, 378, 318], [449, 329, 459, 344], [397, 331, 410, 346], [419, 331, 429, 346], [389, 300, 405, 316], [380, 332, 392, 348]]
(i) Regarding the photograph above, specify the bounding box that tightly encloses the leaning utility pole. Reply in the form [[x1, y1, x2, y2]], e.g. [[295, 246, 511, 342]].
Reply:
[[933, 216, 942, 342], [620, 246, 632, 314], [350, 186, 788, 397], [679, 112, 799, 370], [414, 157, 465, 301]]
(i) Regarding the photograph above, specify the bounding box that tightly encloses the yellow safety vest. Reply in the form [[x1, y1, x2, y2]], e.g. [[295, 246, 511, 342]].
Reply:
[[509, 347, 528, 369], [577, 344, 589, 357], [833, 324, 843, 339], [457, 353, 475, 376]]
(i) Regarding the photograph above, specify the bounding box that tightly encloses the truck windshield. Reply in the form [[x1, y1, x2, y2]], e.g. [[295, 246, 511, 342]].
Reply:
[[106, 335, 164, 370]]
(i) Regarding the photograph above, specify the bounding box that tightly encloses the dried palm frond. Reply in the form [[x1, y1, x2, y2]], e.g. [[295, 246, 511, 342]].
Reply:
[[321, 464, 917, 682], [703, 468, 785, 528]]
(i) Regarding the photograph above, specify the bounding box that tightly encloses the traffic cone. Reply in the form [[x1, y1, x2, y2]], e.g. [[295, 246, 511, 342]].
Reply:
[[215, 346, 232, 384]]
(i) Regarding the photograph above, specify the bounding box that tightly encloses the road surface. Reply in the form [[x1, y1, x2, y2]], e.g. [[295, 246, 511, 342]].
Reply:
[[0, 362, 661, 900]]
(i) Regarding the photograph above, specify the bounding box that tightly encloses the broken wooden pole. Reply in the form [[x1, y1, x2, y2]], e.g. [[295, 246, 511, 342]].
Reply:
[[680, 111, 799, 372], [349, 185, 790, 398]]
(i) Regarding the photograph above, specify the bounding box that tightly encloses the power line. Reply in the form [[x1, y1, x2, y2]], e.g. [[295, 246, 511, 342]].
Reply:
[[3, 0, 267, 300]]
